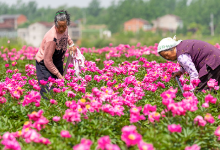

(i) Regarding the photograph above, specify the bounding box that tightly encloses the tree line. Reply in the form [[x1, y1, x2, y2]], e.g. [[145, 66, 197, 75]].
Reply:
[[1, 0, 220, 35]]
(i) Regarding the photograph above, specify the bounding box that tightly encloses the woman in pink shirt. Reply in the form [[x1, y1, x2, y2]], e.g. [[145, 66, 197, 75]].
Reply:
[[35, 10, 77, 99]]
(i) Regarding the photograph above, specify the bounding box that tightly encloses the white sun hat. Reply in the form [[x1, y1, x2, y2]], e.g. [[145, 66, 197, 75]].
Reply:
[[157, 35, 182, 54]]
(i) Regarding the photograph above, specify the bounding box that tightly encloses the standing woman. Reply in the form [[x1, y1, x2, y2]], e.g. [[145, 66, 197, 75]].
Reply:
[[157, 36, 220, 92], [35, 10, 77, 98]]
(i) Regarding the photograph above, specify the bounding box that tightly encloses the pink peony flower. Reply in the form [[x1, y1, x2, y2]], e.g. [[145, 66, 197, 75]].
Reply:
[[138, 140, 155, 150], [1, 132, 21, 150], [214, 86, 220, 90], [207, 78, 218, 89], [168, 124, 182, 133], [5, 64, 9, 68], [60, 130, 71, 138], [185, 144, 200, 150], [53, 116, 61, 122], [148, 112, 160, 123], [28, 110, 44, 121], [63, 109, 81, 124], [97, 136, 111, 150], [183, 84, 193, 91], [194, 116, 207, 127], [12, 62, 17, 66], [121, 125, 142, 147], [214, 126, 220, 137], [53, 88, 61, 93], [191, 79, 201, 87], [33, 85, 41, 91], [39, 137, 51, 145], [202, 103, 209, 108], [22, 91, 41, 107], [105, 144, 120, 150], [50, 99, 58, 105], [73, 138, 93, 150], [39, 80, 48, 86], [129, 107, 145, 123], [68, 91, 76, 98], [85, 75, 92, 82], [143, 104, 157, 115], [204, 113, 215, 124], [205, 94, 217, 104], [0, 97, 7, 104]]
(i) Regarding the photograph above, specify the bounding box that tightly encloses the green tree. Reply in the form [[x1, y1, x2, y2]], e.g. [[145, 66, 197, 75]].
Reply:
[[87, 0, 101, 17]]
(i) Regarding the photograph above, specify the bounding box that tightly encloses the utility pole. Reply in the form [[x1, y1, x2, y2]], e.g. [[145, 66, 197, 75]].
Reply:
[[210, 13, 214, 36]]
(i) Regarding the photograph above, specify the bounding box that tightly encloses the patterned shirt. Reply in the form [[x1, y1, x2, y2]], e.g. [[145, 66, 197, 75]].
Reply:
[[35, 25, 73, 79], [178, 53, 199, 87]]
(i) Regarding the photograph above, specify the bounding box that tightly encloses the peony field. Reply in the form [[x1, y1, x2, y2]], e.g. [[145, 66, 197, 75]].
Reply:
[[1, 41, 220, 150]]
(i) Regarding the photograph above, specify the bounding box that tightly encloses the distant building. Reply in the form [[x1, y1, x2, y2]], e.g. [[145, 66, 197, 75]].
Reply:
[[102, 30, 111, 38], [18, 22, 81, 47], [152, 14, 183, 33], [0, 14, 27, 38], [124, 18, 152, 32]]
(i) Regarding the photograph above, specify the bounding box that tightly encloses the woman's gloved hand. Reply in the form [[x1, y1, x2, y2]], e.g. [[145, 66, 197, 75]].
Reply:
[[69, 46, 77, 56]]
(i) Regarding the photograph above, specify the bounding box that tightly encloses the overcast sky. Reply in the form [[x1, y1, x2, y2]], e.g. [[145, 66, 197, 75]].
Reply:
[[2, 0, 121, 8]]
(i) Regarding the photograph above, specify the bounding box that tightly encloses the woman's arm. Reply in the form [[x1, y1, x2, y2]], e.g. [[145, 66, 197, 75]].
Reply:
[[68, 34, 74, 46], [67, 34, 77, 55], [177, 53, 199, 83], [44, 41, 63, 79]]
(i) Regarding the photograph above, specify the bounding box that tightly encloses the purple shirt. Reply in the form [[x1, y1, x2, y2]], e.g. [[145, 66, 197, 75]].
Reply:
[[176, 40, 220, 78]]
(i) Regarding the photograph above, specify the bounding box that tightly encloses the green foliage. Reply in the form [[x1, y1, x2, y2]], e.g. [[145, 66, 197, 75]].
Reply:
[[0, 37, 26, 50], [87, 0, 101, 17]]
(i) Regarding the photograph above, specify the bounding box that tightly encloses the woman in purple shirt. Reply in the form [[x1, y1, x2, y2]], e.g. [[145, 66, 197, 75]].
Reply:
[[157, 36, 220, 92]]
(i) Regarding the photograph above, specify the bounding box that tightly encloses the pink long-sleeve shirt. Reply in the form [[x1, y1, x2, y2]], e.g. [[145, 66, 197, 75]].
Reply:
[[35, 25, 74, 79]]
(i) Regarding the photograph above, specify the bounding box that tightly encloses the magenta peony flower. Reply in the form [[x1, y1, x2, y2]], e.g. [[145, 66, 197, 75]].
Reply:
[[97, 136, 111, 150], [168, 124, 182, 133], [143, 104, 157, 115], [121, 125, 142, 147], [207, 78, 218, 89], [60, 130, 71, 138], [185, 144, 200, 150], [5, 64, 9, 68], [204, 113, 215, 124], [205, 94, 217, 104], [73, 138, 92, 150], [50, 99, 58, 105], [138, 140, 155, 150], [194, 116, 207, 127], [67, 91, 76, 98], [53, 116, 61, 122], [202, 103, 209, 108], [39, 80, 48, 86], [105, 144, 120, 150]]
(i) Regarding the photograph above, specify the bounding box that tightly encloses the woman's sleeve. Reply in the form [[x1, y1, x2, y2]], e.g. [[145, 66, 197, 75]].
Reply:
[[44, 41, 63, 79], [177, 53, 199, 81], [68, 34, 74, 46]]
